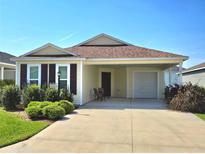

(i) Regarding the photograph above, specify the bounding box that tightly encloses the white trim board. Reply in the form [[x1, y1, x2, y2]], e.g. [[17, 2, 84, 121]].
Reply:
[[27, 64, 41, 86], [55, 64, 70, 90]]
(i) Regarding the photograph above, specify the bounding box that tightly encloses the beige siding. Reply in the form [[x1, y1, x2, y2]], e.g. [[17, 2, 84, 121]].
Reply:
[[84, 36, 123, 45], [82, 65, 98, 103], [31, 46, 66, 55], [114, 67, 126, 97], [127, 66, 165, 99], [4, 70, 15, 80], [183, 71, 205, 87]]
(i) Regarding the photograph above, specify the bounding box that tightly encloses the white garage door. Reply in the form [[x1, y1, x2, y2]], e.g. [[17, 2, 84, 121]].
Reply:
[[134, 72, 158, 98]]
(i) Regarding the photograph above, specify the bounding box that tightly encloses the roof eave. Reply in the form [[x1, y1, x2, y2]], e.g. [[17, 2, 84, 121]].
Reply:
[[182, 67, 205, 74]]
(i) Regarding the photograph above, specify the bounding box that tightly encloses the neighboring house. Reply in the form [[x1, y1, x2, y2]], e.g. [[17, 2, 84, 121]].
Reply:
[[12, 33, 188, 105], [0, 51, 16, 80], [182, 62, 205, 87]]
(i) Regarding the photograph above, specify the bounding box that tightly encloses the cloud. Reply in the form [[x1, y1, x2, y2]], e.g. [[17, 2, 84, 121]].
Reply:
[[11, 37, 28, 42], [59, 32, 79, 42]]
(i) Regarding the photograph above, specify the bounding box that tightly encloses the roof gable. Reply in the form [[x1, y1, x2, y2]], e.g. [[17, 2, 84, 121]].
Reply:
[[75, 33, 132, 46], [20, 43, 77, 57]]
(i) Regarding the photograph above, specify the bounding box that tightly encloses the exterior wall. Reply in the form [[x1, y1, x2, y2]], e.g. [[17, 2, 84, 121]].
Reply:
[[0, 67, 15, 80], [82, 65, 98, 103], [126, 66, 165, 99], [31, 46, 66, 55], [114, 67, 126, 97], [16, 60, 82, 104], [182, 70, 205, 87], [84, 36, 123, 45], [4, 69, 15, 80]]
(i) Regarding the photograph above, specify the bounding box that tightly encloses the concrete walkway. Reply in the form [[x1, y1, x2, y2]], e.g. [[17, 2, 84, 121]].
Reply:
[[1, 98, 205, 152]]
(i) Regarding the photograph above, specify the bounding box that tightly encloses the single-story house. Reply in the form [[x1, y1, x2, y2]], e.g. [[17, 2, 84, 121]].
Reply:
[[182, 62, 205, 87], [0, 51, 16, 80], [12, 33, 188, 105]]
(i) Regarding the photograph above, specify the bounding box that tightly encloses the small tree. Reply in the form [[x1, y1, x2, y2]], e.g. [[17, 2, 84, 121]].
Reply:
[[2, 85, 21, 110]]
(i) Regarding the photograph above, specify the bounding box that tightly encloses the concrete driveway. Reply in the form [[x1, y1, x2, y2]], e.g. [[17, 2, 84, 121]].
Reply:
[[1, 98, 205, 152]]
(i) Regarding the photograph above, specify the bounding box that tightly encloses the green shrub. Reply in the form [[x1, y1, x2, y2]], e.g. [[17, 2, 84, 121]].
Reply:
[[169, 83, 205, 113], [45, 88, 59, 102], [0, 80, 15, 88], [39, 101, 53, 108], [28, 101, 53, 108], [0, 80, 15, 106], [0, 89, 3, 106], [59, 89, 73, 102], [27, 101, 41, 107], [57, 100, 74, 114], [25, 106, 42, 118], [23, 85, 45, 106], [43, 105, 65, 120], [2, 85, 21, 110]]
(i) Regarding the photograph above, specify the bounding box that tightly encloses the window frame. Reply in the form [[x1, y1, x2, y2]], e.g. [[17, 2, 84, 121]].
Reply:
[[56, 64, 70, 90], [27, 64, 41, 86]]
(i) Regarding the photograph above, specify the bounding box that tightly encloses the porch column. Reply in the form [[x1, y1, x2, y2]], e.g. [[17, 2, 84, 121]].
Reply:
[[16, 63, 20, 86], [169, 66, 172, 85], [179, 62, 183, 85], [1, 67, 4, 80], [79, 61, 83, 105]]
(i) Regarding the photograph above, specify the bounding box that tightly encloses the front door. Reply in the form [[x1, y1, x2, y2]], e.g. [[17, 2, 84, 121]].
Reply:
[[101, 72, 111, 96]]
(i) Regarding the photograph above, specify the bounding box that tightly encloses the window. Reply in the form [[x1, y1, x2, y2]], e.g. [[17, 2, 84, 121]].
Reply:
[[28, 65, 40, 85], [58, 65, 69, 90]]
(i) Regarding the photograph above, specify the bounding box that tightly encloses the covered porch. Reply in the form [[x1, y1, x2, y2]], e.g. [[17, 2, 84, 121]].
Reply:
[[82, 61, 183, 104], [0, 62, 16, 80]]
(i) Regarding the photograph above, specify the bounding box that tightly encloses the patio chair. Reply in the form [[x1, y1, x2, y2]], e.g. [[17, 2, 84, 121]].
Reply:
[[93, 88, 99, 101], [98, 88, 105, 101]]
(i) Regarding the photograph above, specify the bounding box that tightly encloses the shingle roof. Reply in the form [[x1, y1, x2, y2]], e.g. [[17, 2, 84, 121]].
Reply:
[[183, 62, 205, 73], [0, 51, 16, 64], [65, 45, 186, 59]]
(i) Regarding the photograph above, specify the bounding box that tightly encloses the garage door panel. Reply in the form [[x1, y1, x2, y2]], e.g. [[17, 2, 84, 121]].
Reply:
[[134, 72, 157, 98]]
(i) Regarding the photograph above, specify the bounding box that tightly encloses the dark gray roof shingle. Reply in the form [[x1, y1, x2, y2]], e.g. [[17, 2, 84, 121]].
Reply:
[[0, 51, 16, 64]]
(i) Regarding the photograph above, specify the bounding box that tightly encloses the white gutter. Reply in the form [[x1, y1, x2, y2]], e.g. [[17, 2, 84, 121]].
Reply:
[[0, 62, 16, 67], [11, 56, 188, 62], [11, 57, 86, 61], [86, 57, 188, 61]]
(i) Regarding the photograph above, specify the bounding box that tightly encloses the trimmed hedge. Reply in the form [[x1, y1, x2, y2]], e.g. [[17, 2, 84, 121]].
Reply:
[[42, 105, 65, 120], [25, 106, 42, 118], [57, 100, 74, 114], [25, 100, 74, 120]]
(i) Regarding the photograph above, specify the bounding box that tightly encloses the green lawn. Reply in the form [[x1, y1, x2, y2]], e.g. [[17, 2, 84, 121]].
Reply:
[[0, 108, 49, 148], [195, 113, 205, 121]]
